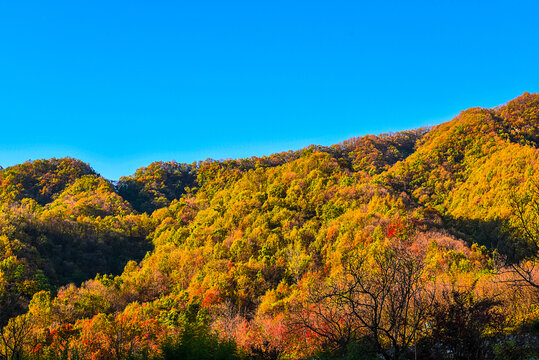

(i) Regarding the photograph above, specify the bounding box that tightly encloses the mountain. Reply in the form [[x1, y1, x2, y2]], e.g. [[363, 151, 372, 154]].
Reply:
[[0, 159, 152, 325], [0, 93, 538, 359]]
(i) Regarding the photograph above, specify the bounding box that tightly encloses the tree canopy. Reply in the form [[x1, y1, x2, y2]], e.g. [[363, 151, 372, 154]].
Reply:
[[1, 93, 539, 359]]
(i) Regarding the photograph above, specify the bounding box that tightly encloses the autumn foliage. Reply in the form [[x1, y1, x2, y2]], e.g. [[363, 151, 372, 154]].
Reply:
[[1, 93, 539, 359]]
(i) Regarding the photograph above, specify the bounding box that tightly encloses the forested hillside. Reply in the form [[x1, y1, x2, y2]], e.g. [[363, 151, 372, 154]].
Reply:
[[1, 93, 538, 359]]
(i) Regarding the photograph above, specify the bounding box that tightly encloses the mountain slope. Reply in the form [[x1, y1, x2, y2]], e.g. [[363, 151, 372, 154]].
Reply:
[[1, 93, 538, 359]]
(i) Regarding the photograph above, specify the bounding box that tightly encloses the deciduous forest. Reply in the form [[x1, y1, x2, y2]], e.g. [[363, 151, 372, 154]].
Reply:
[[1, 93, 538, 359]]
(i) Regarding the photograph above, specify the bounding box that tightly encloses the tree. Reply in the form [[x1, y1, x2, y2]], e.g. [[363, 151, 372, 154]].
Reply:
[[505, 182, 539, 290], [0, 314, 31, 360], [291, 242, 435, 360], [418, 284, 504, 360]]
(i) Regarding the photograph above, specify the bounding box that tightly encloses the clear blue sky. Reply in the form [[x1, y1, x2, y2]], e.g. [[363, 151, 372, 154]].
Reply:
[[1, 1, 538, 180]]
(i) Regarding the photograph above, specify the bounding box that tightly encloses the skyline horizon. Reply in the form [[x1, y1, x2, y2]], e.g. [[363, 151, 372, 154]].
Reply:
[[1, 90, 532, 180], [2, 1, 539, 180]]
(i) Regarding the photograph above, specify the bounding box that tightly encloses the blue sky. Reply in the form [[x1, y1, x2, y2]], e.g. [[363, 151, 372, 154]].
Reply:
[[1, 1, 538, 180]]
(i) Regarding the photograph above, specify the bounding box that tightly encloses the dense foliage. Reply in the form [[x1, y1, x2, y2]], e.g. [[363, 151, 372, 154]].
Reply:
[[1, 93, 538, 359]]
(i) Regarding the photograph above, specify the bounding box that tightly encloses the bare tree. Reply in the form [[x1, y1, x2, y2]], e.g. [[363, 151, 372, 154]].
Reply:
[[505, 184, 539, 290], [291, 243, 435, 360]]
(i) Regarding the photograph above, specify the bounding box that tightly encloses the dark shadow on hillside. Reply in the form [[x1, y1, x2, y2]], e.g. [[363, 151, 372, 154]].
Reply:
[[28, 220, 154, 287], [441, 215, 536, 263]]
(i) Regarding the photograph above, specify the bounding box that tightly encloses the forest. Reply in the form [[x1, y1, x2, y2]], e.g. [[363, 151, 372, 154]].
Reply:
[[0, 93, 538, 359]]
